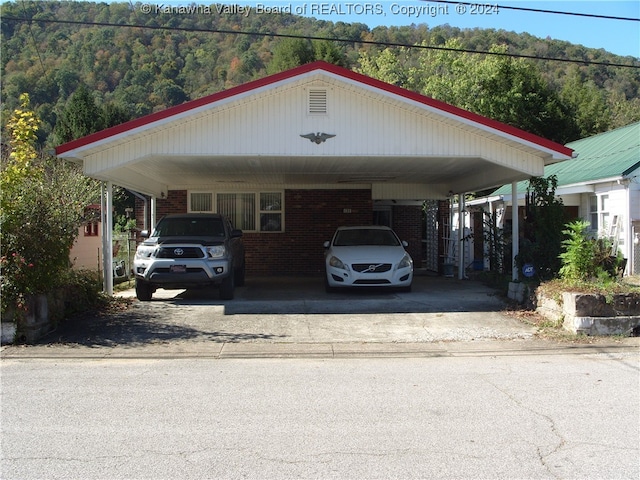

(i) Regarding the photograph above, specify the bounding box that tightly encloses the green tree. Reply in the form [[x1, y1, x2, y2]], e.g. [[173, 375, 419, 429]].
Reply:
[[53, 84, 104, 144], [561, 68, 611, 138], [267, 38, 315, 74], [356, 47, 411, 86], [313, 40, 346, 67], [418, 44, 578, 143], [1, 94, 99, 315], [517, 175, 568, 280]]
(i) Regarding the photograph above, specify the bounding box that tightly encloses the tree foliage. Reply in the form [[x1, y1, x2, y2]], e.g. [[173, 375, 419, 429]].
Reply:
[[1, 95, 99, 314], [516, 175, 568, 280], [1, 1, 638, 147], [559, 220, 625, 282]]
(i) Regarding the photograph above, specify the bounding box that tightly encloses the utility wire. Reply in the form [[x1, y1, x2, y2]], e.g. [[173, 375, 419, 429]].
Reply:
[[19, 0, 48, 80], [431, 1, 640, 22], [2, 15, 638, 69]]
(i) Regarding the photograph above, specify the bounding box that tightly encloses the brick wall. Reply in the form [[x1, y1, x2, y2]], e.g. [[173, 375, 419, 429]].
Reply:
[[135, 189, 428, 276], [391, 205, 423, 266], [134, 190, 187, 233], [243, 189, 372, 275]]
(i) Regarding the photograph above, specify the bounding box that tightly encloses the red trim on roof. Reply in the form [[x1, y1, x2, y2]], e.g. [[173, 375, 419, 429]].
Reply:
[[55, 61, 573, 158]]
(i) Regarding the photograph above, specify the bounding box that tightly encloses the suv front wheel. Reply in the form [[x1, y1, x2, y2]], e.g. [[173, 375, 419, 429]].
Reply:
[[219, 270, 235, 300], [136, 279, 153, 301]]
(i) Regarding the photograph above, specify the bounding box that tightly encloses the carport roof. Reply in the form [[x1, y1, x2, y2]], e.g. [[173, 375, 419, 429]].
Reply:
[[55, 61, 574, 198]]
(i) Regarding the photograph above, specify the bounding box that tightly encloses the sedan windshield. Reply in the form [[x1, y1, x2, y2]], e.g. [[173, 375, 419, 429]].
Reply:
[[153, 218, 225, 237], [333, 229, 400, 247]]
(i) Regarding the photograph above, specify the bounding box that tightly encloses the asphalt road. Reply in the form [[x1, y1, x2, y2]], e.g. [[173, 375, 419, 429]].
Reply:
[[2, 352, 639, 479]]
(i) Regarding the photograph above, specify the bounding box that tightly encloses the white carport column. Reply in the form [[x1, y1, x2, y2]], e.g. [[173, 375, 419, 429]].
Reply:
[[150, 195, 157, 232], [102, 181, 114, 295], [511, 181, 519, 282], [458, 193, 465, 280]]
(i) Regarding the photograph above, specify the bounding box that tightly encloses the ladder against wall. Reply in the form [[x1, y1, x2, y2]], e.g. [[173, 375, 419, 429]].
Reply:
[[609, 215, 621, 255]]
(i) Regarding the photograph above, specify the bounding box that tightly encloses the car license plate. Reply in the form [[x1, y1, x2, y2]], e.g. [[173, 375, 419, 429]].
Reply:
[[170, 265, 187, 273]]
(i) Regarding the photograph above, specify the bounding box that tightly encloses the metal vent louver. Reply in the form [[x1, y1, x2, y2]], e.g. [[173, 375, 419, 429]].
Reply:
[[308, 89, 327, 114]]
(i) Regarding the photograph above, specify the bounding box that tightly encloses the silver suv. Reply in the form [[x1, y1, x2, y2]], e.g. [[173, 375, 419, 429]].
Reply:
[[133, 214, 245, 301]]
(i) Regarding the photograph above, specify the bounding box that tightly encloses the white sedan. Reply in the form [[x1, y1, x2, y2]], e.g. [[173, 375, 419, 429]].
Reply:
[[323, 226, 413, 291]]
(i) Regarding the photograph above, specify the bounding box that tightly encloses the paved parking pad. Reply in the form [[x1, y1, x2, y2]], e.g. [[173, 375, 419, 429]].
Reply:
[[1, 275, 544, 357]]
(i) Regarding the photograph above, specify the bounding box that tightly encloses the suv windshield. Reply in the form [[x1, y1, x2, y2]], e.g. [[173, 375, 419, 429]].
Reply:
[[153, 218, 225, 237], [334, 229, 400, 247]]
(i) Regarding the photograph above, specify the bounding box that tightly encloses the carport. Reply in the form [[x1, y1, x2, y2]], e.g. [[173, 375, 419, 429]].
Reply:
[[55, 61, 574, 293]]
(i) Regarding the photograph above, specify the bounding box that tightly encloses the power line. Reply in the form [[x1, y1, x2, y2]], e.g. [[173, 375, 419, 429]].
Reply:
[[2, 15, 639, 69], [431, 1, 640, 22]]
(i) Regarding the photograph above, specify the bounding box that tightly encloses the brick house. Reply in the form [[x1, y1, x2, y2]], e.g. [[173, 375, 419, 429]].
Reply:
[[55, 61, 573, 287]]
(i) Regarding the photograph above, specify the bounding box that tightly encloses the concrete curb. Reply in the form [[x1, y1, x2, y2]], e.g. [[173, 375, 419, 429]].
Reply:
[[3, 338, 638, 360]]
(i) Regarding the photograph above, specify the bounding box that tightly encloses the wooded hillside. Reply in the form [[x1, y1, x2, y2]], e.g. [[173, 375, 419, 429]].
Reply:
[[2, 1, 639, 146]]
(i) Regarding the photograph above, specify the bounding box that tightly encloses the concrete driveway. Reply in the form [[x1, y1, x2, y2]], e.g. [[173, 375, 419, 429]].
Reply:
[[0, 274, 543, 357]]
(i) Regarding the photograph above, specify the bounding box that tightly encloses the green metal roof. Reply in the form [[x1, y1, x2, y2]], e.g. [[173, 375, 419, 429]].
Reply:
[[492, 122, 640, 195]]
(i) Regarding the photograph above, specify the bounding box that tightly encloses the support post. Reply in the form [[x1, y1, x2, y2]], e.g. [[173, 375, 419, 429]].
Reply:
[[103, 181, 114, 295], [150, 195, 157, 233], [511, 181, 519, 282], [458, 193, 465, 280]]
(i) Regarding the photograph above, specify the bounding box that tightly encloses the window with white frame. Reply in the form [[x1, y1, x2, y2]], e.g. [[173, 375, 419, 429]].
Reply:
[[589, 194, 610, 234], [189, 191, 283, 232]]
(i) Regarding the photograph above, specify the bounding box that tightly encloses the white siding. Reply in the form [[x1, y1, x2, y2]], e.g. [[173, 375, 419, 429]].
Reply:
[[83, 78, 545, 172]]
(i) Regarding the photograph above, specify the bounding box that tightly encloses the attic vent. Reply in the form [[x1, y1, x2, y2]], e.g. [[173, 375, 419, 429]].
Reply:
[[308, 89, 327, 114]]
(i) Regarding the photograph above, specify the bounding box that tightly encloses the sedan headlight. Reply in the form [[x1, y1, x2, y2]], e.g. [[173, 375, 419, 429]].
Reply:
[[329, 255, 347, 270], [135, 245, 155, 259], [206, 245, 226, 258], [397, 254, 413, 270]]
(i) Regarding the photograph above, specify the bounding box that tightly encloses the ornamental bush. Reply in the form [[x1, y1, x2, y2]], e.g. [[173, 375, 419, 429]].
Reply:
[[559, 220, 624, 282], [1, 94, 99, 316]]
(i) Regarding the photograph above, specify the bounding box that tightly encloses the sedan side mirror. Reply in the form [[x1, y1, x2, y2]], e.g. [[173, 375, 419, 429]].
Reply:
[[323, 241, 330, 248], [402, 240, 408, 247]]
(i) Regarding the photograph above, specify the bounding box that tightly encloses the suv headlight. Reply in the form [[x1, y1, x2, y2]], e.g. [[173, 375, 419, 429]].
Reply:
[[135, 245, 155, 259], [206, 245, 226, 258], [397, 254, 413, 270]]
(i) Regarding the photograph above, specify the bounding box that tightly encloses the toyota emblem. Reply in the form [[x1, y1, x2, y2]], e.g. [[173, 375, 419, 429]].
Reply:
[[174, 248, 184, 256]]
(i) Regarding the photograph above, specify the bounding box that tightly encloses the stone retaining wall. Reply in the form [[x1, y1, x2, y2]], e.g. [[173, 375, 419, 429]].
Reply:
[[536, 290, 640, 336]]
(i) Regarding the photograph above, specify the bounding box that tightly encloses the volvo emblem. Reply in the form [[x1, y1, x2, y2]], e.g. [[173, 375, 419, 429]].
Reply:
[[174, 248, 184, 256]]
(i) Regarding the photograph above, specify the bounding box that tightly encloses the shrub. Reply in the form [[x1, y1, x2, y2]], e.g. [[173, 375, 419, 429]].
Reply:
[[1, 94, 99, 316], [559, 220, 624, 282]]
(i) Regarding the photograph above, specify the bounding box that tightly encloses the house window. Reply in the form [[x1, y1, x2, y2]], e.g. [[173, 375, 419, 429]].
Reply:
[[188, 191, 284, 232], [217, 193, 256, 231], [589, 196, 598, 231], [191, 192, 213, 212], [589, 194, 610, 234], [260, 192, 282, 231], [600, 195, 610, 233], [84, 222, 99, 236]]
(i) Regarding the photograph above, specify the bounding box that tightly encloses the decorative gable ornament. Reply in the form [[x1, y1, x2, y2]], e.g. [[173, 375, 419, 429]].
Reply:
[[300, 132, 336, 144]]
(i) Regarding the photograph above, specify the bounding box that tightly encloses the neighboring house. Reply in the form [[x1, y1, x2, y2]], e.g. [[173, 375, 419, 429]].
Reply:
[[55, 61, 573, 286], [69, 204, 102, 271], [465, 122, 640, 276]]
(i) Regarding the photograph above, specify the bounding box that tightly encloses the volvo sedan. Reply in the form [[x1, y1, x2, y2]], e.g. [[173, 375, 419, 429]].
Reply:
[[323, 226, 413, 291]]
